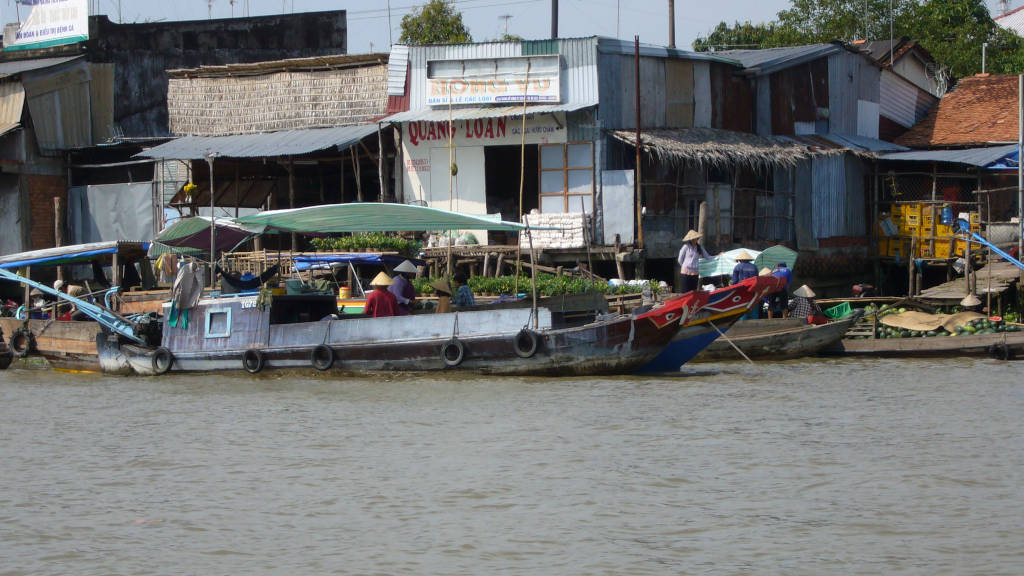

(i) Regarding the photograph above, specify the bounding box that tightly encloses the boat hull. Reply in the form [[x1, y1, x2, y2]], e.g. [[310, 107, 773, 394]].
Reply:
[[0, 317, 103, 372], [695, 312, 861, 361], [100, 291, 700, 377], [638, 315, 741, 372], [825, 330, 1024, 359]]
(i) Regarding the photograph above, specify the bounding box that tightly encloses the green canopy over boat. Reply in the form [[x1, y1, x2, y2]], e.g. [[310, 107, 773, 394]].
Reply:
[[235, 203, 534, 233]]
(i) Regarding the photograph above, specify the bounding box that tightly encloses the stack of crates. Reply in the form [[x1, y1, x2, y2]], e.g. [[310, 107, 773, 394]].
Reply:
[[877, 203, 979, 259]]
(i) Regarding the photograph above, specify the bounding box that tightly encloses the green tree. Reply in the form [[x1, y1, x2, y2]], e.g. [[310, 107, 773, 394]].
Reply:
[[692, 0, 1024, 77], [693, 21, 782, 51], [399, 0, 472, 45]]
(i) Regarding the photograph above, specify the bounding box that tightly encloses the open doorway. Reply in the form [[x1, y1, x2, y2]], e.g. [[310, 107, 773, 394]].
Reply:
[[485, 144, 538, 244]]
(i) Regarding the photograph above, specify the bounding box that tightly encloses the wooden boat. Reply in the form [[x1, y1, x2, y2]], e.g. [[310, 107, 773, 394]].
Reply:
[[693, 311, 862, 361], [99, 288, 706, 377], [0, 241, 156, 372], [825, 328, 1024, 359], [639, 275, 787, 372]]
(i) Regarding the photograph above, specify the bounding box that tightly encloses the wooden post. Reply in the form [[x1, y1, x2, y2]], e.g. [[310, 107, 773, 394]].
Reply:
[[288, 156, 296, 252], [53, 197, 65, 282], [23, 266, 30, 309], [907, 237, 915, 296], [482, 252, 490, 277], [634, 35, 644, 249], [495, 253, 504, 277], [614, 234, 626, 280], [351, 146, 363, 202]]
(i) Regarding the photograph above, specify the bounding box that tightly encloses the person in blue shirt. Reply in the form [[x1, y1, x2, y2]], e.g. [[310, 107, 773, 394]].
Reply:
[[769, 262, 794, 318], [730, 250, 758, 285], [452, 272, 476, 307]]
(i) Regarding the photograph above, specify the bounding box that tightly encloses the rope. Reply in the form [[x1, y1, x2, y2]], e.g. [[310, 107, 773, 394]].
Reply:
[[709, 319, 755, 365]]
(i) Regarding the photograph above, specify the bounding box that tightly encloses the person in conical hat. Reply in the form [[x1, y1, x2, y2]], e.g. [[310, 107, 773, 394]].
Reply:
[[364, 272, 398, 318], [793, 285, 815, 298], [430, 279, 453, 314], [730, 249, 759, 287], [759, 267, 772, 277], [677, 229, 711, 294], [389, 260, 418, 316], [788, 284, 824, 322]]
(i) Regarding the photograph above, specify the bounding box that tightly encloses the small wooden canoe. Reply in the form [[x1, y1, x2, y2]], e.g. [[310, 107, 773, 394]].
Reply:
[[826, 329, 1024, 359], [694, 312, 862, 361]]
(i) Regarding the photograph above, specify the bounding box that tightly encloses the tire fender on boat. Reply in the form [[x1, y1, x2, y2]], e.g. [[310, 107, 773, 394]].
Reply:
[[152, 347, 174, 375], [513, 329, 539, 358], [311, 344, 334, 371], [441, 338, 465, 367], [242, 348, 266, 374], [9, 328, 35, 358]]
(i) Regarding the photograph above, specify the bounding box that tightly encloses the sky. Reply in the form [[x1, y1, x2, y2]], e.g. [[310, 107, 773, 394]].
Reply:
[[0, 0, 1015, 53]]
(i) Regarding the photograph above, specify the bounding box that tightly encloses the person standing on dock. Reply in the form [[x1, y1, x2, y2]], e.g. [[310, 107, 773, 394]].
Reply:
[[678, 230, 711, 294], [364, 272, 398, 318]]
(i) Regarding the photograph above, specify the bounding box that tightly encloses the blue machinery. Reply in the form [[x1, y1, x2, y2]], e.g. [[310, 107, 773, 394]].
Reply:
[[956, 219, 1024, 272], [0, 267, 145, 344]]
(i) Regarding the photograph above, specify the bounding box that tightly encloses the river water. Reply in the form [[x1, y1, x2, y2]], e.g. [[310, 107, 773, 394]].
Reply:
[[1, 358, 1021, 575]]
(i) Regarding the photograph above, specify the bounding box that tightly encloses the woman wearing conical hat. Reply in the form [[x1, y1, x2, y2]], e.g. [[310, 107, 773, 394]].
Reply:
[[388, 260, 419, 316], [677, 229, 711, 294], [787, 284, 823, 321], [363, 271, 398, 318]]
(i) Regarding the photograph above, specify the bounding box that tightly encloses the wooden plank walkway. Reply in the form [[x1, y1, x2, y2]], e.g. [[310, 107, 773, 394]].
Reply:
[[919, 260, 1020, 301]]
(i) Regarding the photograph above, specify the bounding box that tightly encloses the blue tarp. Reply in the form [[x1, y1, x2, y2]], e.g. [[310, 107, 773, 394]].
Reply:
[[291, 254, 424, 272], [987, 148, 1020, 171], [0, 242, 151, 270]]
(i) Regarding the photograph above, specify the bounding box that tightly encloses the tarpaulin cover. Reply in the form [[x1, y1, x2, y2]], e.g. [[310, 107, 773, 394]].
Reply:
[[236, 203, 539, 233], [69, 183, 155, 244], [155, 216, 265, 253], [0, 241, 150, 269], [291, 254, 425, 272]]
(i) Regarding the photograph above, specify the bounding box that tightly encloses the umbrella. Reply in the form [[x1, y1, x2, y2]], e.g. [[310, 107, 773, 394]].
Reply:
[[698, 248, 763, 277], [754, 245, 798, 271]]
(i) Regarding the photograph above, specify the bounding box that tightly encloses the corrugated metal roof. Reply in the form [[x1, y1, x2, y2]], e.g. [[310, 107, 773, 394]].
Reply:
[[134, 123, 379, 160], [774, 133, 908, 154], [387, 44, 409, 96], [0, 80, 25, 125], [0, 55, 83, 79], [382, 101, 594, 123], [715, 43, 843, 75], [880, 144, 1020, 167], [596, 37, 740, 66]]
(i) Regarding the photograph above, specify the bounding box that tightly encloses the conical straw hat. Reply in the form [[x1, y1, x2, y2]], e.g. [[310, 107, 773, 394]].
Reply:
[[793, 284, 815, 298], [759, 267, 772, 276], [734, 250, 754, 261], [682, 229, 702, 242], [370, 271, 393, 287], [394, 260, 418, 274], [430, 279, 452, 295], [960, 293, 981, 307]]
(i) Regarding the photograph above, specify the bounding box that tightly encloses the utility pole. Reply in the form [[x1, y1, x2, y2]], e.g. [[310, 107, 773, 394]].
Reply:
[[551, 0, 558, 39], [500, 14, 512, 36], [668, 0, 675, 48]]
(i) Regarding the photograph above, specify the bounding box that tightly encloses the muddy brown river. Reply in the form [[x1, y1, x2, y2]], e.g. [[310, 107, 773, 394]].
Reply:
[[1, 357, 1021, 574]]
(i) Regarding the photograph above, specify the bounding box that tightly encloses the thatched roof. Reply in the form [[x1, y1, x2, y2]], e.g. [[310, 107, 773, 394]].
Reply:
[[611, 128, 813, 170]]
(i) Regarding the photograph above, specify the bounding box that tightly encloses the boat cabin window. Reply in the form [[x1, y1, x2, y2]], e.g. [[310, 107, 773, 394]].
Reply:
[[205, 308, 232, 338], [269, 294, 338, 325]]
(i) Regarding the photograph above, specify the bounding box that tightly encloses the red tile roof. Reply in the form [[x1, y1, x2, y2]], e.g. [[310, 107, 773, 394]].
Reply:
[[895, 74, 1021, 148]]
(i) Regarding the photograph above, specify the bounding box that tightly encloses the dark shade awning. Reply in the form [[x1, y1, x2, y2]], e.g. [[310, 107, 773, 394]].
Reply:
[[135, 123, 379, 160]]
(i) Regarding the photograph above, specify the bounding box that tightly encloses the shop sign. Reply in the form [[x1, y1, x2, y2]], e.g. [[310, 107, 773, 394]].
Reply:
[[425, 55, 561, 106]]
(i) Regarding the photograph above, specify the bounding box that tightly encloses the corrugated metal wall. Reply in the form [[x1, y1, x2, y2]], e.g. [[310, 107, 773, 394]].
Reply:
[[21, 61, 92, 153], [810, 152, 865, 239], [405, 38, 599, 112]]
